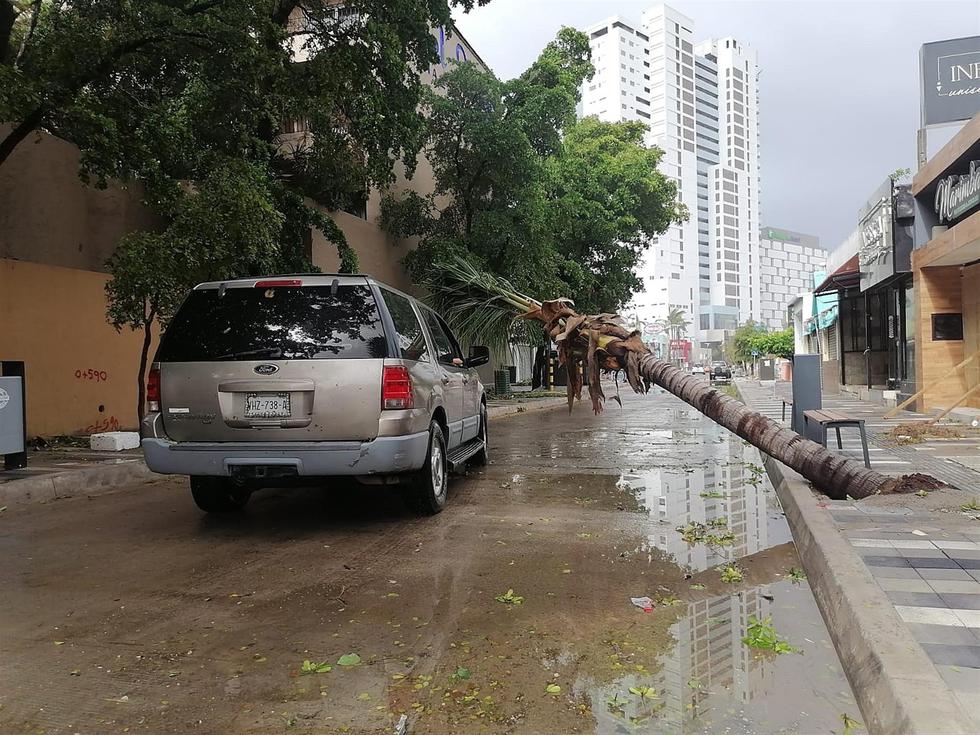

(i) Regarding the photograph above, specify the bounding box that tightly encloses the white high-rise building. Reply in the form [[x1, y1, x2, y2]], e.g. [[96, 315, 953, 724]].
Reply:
[[580, 5, 760, 362]]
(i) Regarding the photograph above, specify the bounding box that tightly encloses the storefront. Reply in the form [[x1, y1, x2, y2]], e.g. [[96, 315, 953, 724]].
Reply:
[[857, 177, 916, 398], [910, 112, 980, 413]]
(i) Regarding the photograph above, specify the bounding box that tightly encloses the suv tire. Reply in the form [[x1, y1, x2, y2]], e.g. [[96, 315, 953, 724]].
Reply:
[[471, 403, 489, 467], [190, 476, 251, 513], [409, 421, 448, 515]]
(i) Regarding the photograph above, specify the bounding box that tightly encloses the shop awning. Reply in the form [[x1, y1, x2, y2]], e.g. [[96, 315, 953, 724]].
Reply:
[[813, 255, 860, 294], [804, 304, 839, 334]]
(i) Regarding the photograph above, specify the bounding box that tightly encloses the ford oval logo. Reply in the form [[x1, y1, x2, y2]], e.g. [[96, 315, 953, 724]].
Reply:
[[254, 364, 280, 375]]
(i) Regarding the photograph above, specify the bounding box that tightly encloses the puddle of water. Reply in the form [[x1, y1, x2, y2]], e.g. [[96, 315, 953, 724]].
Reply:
[[580, 420, 858, 734]]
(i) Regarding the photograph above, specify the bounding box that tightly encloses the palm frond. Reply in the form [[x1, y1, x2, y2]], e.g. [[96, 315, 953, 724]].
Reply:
[[421, 257, 541, 353]]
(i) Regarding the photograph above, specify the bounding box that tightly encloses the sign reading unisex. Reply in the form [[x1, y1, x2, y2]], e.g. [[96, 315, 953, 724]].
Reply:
[[920, 36, 980, 127]]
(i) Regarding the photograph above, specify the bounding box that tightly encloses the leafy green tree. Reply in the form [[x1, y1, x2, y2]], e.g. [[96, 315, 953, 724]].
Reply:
[[548, 118, 685, 313], [2, 0, 488, 417], [725, 320, 766, 364], [1, 0, 489, 272], [106, 159, 285, 418], [755, 328, 795, 359], [105, 234, 186, 422], [381, 28, 685, 343]]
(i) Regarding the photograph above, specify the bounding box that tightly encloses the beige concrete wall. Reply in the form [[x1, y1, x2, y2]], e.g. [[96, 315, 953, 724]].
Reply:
[[0, 127, 159, 273], [315, 209, 418, 294], [0, 259, 158, 436], [0, 67, 455, 438]]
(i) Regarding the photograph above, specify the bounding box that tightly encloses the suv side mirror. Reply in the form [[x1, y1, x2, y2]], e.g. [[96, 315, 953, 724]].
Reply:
[[466, 345, 490, 368]]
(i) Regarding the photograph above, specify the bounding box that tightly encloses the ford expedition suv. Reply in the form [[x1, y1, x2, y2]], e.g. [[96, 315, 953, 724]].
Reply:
[[141, 275, 489, 515]]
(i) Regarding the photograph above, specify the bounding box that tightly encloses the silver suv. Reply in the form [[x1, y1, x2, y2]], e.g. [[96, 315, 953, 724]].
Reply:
[[141, 275, 489, 515]]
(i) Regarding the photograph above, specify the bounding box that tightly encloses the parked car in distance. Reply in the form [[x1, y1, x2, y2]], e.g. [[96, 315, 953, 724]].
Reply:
[[141, 275, 489, 516], [710, 361, 732, 383], [691, 364, 706, 376]]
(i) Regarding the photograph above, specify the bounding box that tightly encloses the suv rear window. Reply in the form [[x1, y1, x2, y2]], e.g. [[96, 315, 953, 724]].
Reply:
[[157, 285, 388, 361]]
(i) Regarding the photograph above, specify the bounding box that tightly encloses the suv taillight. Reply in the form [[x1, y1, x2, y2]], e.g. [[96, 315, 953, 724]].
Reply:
[[382, 366, 413, 410], [147, 367, 161, 412]]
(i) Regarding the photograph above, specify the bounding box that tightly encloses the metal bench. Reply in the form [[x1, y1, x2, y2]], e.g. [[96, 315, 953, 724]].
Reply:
[[803, 409, 871, 468]]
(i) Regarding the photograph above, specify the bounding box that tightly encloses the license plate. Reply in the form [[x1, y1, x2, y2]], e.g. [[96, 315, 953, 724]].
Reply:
[[245, 393, 291, 418]]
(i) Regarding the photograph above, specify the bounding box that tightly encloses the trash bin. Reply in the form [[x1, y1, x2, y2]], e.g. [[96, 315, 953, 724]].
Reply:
[[494, 369, 511, 396], [0, 360, 27, 470]]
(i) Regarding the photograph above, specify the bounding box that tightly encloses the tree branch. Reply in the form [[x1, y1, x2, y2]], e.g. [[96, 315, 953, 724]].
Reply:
[[0, 32, 168, 168], [13, 0, 40, 68]]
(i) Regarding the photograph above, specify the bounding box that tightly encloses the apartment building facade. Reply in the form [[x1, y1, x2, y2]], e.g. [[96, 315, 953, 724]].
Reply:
[[758, 226, 826, 330], [580, 4, 760, 360]]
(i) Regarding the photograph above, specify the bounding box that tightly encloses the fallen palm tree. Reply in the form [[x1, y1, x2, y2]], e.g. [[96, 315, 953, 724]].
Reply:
[[425, 258, 940, 500]]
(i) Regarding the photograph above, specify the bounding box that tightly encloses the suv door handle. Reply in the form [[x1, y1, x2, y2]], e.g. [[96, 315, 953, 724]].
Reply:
[[441, 376, 451, 385]]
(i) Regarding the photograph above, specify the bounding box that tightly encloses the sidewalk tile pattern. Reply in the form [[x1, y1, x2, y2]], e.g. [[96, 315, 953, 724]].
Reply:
[[737, 379, 980, 730]]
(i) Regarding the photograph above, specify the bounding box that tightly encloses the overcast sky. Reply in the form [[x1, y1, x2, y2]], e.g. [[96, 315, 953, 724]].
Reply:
[[455, 0, 980, 251]]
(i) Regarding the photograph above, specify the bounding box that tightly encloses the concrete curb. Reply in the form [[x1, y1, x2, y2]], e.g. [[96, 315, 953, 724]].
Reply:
[[0, 398, 568, 509], [0, 460, 156, 509], [764, 458, 974, 735], [732, 370, 974, 735], [488, 396, 567, 419]]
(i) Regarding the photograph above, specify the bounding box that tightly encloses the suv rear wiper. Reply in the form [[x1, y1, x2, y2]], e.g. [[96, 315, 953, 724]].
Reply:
[[213, 348, 284, 360]]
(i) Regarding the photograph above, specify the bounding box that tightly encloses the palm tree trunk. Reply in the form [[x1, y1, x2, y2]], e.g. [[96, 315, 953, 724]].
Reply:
[[420, 256, 931, 500], [635, 352, 892, 499]]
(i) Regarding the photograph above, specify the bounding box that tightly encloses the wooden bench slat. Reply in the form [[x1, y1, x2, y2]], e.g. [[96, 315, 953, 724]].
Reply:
[[803, 409, 863, 424]]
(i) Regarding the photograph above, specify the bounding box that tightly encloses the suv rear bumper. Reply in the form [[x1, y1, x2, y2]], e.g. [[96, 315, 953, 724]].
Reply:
[[141, 432, 429, 477]]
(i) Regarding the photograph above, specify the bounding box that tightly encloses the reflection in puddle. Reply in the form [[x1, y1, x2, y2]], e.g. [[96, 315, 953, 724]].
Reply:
[[586, 422, 852, 734]]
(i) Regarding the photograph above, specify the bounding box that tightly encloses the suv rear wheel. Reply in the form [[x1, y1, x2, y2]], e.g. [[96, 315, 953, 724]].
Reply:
[[190, 476, 252, 513], [409, 421, 448, 515]]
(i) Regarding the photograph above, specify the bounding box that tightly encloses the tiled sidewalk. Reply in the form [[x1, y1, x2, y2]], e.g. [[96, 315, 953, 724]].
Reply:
[[737, 379, 980, 727]]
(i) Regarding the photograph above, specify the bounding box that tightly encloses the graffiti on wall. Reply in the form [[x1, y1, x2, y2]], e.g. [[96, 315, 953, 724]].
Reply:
[[75, 368, 109, 382], [80, 416, 120, 435]]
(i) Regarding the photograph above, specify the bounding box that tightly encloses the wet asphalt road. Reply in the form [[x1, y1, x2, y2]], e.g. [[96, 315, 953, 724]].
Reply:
[[0, 388, 858, 734]]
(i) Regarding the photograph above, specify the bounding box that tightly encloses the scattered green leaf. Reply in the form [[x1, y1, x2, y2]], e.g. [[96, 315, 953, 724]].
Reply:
[[677, 521, 735, 547], [300, 660, 332, 675], [689, 582, 706, 590], [545, 683, 561, 695], [494, 589, 524, 605], [787, 567, 807, 582], [337, 653, 361, 667], [742, 616, 801, 654], [720, 564, 743, 584], [628, 685, 658, 699], [452, 667, 471, 681], [841, 712, 863, 735], [606, 693, 626, 715], [699, 491, 724, 499], [960, 500, 980, 512]]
